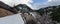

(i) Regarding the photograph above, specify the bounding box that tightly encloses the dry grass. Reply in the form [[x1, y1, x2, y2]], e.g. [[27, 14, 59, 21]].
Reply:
[[0, 8, 14, 17]]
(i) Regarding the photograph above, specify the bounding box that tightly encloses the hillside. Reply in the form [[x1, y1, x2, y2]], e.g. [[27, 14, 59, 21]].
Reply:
[[36, 5, 60, 24]]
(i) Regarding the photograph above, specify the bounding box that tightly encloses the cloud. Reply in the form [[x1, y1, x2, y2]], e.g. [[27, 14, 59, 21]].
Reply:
[[0, 0, 14, 7], [46, 0, 60, 6], [0, 0, 33, 7], [31, 0, 49, 10], [14, 0, 33, 8], [1, 0, 60, 10], [48, 0, 52, 2], [33, 0, 60, 10], [32, 3, 43, 10]]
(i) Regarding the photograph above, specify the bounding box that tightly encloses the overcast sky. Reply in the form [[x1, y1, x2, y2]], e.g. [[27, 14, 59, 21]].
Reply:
[[0, 0, 60, 10]]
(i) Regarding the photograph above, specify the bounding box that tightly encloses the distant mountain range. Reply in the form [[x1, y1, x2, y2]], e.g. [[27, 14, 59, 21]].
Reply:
[[36, 5, 60, 24], [36, 5, 60, 16]]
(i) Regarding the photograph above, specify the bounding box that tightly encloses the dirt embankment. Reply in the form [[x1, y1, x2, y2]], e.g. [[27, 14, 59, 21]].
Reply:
[[0, 8, 14, 17]]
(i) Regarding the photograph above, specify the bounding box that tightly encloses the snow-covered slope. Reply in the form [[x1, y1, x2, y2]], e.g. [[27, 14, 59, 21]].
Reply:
[[0, 14, 24, 24]]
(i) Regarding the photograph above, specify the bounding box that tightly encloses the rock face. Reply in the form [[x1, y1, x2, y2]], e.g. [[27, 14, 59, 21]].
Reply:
[[21, 13, 37, 24]]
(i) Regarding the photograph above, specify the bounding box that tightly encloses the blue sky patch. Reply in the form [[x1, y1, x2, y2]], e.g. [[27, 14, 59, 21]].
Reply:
[[32, 0, 48, 5]]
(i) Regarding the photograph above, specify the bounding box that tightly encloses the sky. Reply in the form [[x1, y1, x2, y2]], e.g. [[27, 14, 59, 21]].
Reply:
[[32, 0, 48, 10], [0, 0, 60, 10], [32, 0, 60, 10], [32, 0, 48, 5]]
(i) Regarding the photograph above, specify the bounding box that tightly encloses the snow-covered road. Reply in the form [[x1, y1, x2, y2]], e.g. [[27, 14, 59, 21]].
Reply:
[[0, 14, 24, 24]]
